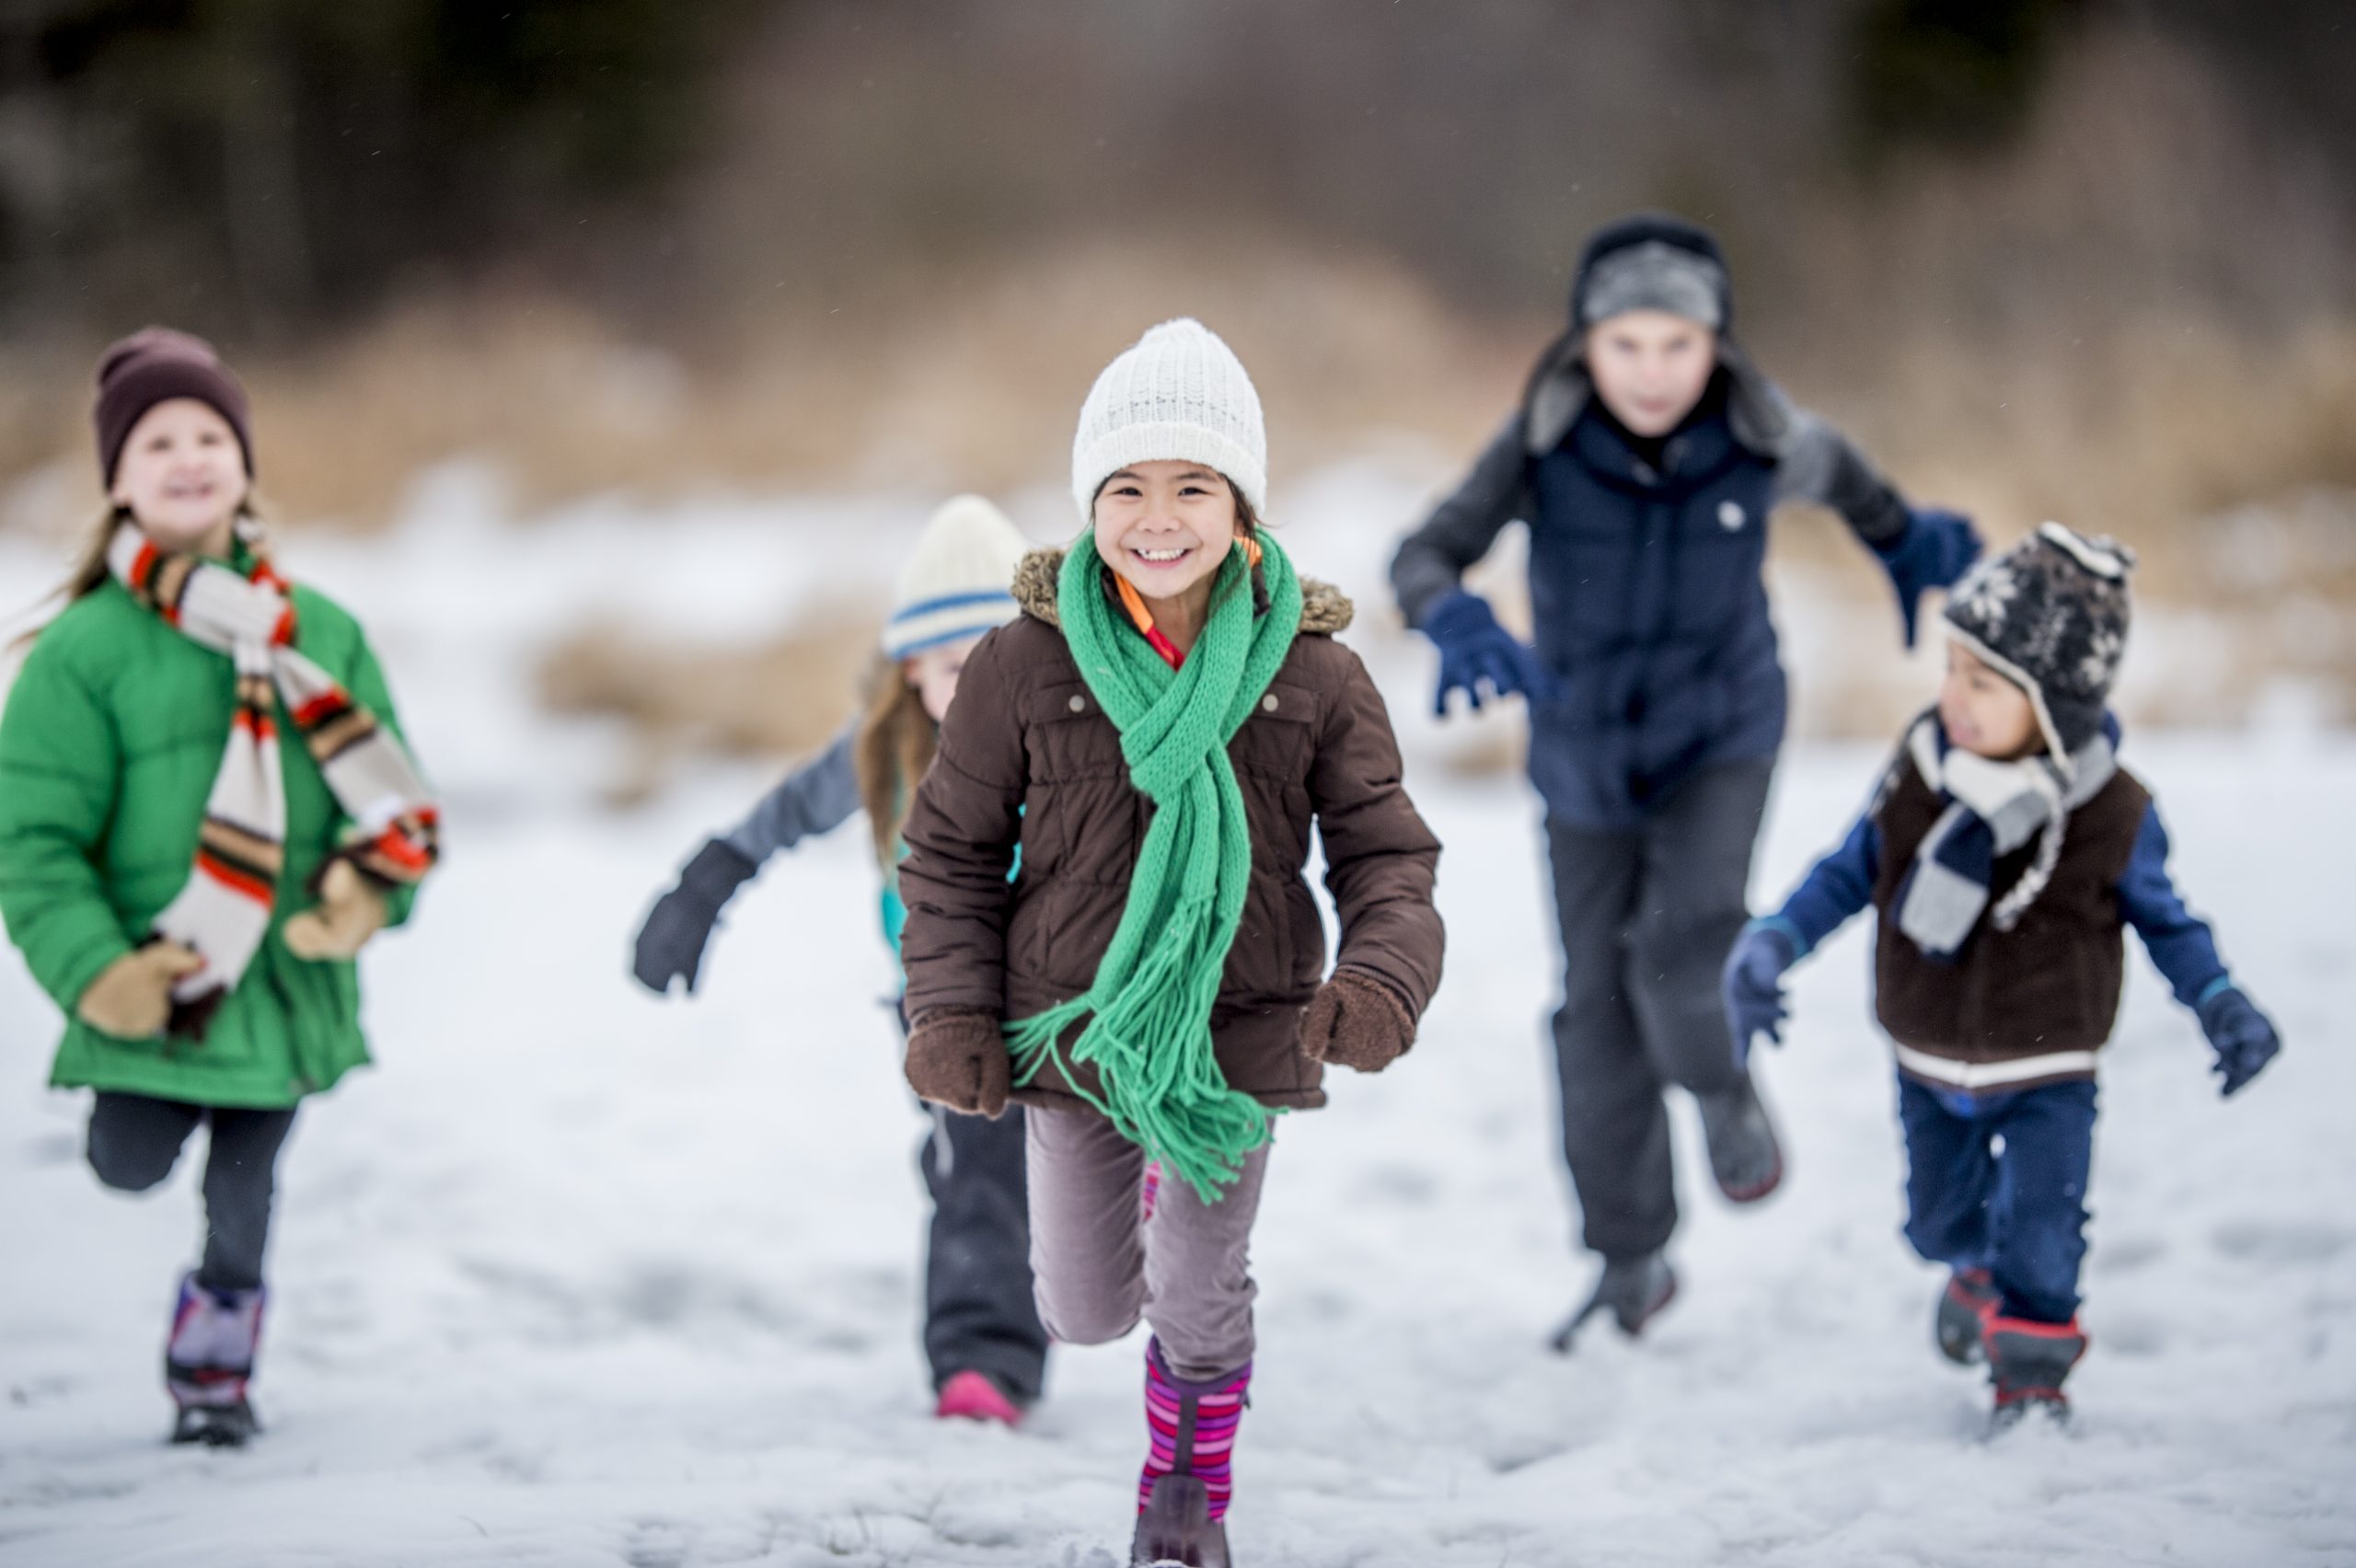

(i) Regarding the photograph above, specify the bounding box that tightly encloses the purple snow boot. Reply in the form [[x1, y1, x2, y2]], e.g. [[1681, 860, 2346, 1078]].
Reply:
[[1130, 1338, 1248, 1567], [166, 1272, 266, 1447]]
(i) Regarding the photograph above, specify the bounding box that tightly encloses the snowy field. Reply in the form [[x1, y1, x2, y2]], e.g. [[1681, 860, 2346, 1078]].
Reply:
[[2, 467, 2351, 1566]]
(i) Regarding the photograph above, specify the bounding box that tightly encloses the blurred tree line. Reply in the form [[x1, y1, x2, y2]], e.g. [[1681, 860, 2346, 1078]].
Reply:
[[0, 0, 751, 337], [0, 0, 2348, 344]]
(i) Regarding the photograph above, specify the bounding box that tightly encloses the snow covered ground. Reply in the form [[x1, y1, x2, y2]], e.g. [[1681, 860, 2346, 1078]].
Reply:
[[2, 466, 2351, 1566]]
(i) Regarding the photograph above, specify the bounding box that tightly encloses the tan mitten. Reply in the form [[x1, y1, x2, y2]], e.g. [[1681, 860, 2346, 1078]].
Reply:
[[76, 942, 206, 1038], [282, 859, 390, 961]]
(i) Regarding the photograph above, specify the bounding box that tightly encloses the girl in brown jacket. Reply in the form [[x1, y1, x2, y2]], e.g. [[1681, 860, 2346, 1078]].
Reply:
[[896, 318, 1442, 1565]]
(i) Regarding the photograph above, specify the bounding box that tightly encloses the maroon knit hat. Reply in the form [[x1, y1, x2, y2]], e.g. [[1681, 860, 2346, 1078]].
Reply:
[[92, 327, 255, 485]]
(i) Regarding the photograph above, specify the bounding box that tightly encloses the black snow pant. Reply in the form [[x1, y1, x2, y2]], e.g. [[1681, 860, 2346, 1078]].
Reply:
[[918, 1101, 1050, 1402], [86, 1091, 299, 1293], [1545, 757, 1773, 1262]]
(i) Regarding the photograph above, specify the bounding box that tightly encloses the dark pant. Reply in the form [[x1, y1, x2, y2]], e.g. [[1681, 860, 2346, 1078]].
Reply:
[[1544, 757, 1773, 1261], [86, 1091, 298, 1294], [918, 1102, 1050, 1401], [1898, 1075, 2096, 1325]]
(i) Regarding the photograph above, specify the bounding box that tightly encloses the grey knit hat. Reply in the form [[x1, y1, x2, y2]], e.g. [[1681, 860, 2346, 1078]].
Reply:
[[1572, 213, 1733, 330], [1942, 522, 2135, 760]]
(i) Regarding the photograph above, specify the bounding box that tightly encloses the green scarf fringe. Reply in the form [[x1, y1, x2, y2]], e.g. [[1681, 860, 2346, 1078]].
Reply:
[[1003, 533, 1305, 1204]]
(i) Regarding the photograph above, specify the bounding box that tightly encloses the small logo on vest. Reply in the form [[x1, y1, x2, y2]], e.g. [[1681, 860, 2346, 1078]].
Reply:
[[1718, 501, 1747, 532]]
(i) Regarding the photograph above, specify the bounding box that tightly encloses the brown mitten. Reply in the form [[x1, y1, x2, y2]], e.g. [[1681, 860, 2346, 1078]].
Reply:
[[75, 941, 205, 1039], [282, 859, 389, 962], [905, 1009, 1012, 1117], [1298, 967, 1418, 1074]]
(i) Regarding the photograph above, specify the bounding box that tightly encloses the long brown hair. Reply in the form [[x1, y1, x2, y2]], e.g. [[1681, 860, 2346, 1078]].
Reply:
[[851, 649, 938, 872], [13, 497, 266, 651]]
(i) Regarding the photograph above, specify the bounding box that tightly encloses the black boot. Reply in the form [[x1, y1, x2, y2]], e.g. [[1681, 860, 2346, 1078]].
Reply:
[[1696, 1073, 1784, 1204], [1552, 1251, 1678, 1351], [171, 1400, 260, 1447], [1986, 1314, 2086, 1431], [1935, 1268, 2000, 1366]]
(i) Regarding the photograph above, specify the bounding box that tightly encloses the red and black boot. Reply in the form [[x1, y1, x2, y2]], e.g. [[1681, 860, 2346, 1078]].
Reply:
[[1935, 1267, 2001, 1366], [1130, 1338, 1249, 1568], [1985, 1314, 2087, 1431]]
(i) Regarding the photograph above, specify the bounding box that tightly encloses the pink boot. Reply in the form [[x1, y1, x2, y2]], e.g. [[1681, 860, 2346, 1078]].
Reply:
[[166, 1272, 265, 1447], [1131, 1338, 1248, 1566], [934, 1369, 1024, 1427]]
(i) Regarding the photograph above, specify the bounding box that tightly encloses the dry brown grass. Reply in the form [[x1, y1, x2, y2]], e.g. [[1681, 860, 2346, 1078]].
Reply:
[[535, 605, 880, 803]]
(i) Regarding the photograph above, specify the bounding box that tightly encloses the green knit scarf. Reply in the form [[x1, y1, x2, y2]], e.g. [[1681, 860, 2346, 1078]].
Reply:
[[1004, 532, 1305, 1203]]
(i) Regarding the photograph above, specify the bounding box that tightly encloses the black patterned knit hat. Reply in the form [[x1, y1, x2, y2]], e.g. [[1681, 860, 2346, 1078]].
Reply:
[[1942, 522, 2136, 761]]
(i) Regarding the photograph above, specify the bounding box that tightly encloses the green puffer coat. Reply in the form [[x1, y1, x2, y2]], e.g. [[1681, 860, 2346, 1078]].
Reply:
[[0, 553, 425, 1108]]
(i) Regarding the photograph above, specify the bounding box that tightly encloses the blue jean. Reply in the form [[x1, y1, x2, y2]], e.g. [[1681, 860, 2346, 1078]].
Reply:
[[1896, 1075, 2097, 1325]]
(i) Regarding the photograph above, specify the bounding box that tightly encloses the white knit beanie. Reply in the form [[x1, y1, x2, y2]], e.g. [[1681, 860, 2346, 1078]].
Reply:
[[881, 494, 1033, 658], [1069, 318, 1267, 523]]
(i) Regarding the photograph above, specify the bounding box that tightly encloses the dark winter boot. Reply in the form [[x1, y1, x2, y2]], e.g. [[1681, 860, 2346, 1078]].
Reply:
[[1552, 1251, 1678, 1351], [1985, 1314, 2086, 1430], [165, 1272, 266, 1448], [1935, 1268, 2001, 1366], [1696, 1073, 1784, 1204], [1129, 1338, 1247, 1567]]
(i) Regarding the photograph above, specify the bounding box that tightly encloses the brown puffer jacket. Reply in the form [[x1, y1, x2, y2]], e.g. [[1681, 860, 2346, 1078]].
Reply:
[[897, 549, 1445, 1113]]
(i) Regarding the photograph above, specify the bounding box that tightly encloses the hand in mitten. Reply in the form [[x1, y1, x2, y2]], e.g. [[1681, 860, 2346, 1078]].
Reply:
[[905, 1009, 1012, 1117], [1298, 968, 1418, 1074], [1877, 507, 1983, 648], [632, 838, 758, 996], [282, 859, 390, 961], [1722, 920, 1800, 1070], [2196, 986, 2281, 1099], [1421, 589, 1558, 717], [76, 941, 205, 1039]]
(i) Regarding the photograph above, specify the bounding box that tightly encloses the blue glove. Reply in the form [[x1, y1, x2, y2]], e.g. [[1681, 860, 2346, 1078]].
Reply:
[[1420, 589, 1557, 717], [1877, 507, 1982, 648], [1722, 920, 1800, 1070], [2196, 986, 2281, 1099]]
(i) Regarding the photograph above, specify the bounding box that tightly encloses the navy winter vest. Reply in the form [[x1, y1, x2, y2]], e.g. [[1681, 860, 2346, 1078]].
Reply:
[[1525, 400, 1786, 826]]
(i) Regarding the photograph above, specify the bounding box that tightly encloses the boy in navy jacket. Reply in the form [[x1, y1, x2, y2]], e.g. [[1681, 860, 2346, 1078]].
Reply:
[[1392, 213, 1983, 1341]]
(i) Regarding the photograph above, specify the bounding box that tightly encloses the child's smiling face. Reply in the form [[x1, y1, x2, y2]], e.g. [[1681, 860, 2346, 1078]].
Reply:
[[1585, 309, 1718, 438], [1091, 460, 1242, 605], [1939, 640, 2043, 759], [110, 398, 248, 554]]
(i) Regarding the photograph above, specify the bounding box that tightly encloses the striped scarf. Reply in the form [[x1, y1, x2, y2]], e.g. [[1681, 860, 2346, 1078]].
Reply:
[[1004, 533, 1303, 1203], [108, 522, 438, 1035], [1890, 709, 2117, 962]]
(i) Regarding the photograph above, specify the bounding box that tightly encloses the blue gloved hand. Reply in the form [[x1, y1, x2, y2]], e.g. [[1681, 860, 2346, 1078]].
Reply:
[[1877, 507, 1983, 648], [1420, 589, 1557, 717], [2196, 985, 2281, 1099], [1722, 920, 1800, 1071]]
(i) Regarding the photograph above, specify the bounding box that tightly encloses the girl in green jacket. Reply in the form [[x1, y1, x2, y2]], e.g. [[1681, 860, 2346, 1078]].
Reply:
[[0, 329, 437, 1447]]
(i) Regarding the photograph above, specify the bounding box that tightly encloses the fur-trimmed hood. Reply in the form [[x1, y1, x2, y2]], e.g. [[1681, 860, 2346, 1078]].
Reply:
[[1011, 548, 1354, 635]]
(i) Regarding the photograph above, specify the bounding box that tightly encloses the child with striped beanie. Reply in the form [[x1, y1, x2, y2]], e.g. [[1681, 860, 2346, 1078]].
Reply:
[[632, 492, 1052, 1425]]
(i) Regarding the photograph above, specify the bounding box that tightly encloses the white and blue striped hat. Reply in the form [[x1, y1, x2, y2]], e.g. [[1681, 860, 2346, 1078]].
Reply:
[[881, 494, 1032, 659]]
